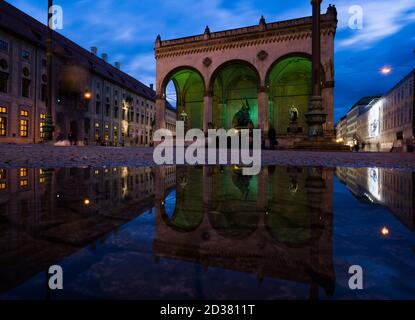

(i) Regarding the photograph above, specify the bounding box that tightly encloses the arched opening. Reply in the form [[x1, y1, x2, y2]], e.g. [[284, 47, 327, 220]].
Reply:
[[265, 167, 311, 246], [162, 67, 205, 130], [211, 61, 260, 130], [267, 56, 312, 135], [209, 166, 259, 239], [161, 167, 204, 232]]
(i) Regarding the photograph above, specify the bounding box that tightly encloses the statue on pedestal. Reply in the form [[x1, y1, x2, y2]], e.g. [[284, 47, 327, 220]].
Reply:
[[232, 99, 252, 129]]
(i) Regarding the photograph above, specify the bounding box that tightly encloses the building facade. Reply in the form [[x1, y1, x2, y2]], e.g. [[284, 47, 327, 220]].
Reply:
[[335, 115, 347, 144], [154, 6, 338, 146], [336, 167, 415, 231], [0, 1, 166, 146], [336, 70, 415, 152]]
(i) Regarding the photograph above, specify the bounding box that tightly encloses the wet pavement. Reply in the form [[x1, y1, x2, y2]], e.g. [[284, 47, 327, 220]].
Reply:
[[0, 165, 414, 300]]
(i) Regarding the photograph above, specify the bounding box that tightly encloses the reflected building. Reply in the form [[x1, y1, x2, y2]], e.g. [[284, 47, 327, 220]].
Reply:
[[336, 167, 415, 230], [153, 166, 335, 298], [0, 166, 176, 293]]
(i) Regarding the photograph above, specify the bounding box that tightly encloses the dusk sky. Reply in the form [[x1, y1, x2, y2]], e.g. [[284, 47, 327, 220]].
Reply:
[[7, 0, 415, 122]]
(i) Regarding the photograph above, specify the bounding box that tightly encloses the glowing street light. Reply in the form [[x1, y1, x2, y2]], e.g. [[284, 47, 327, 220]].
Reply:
[[381, 226, 390, 237], [380, 66, 392, 75], [84, 89, 92, 100], [83, 198, 91, 206]]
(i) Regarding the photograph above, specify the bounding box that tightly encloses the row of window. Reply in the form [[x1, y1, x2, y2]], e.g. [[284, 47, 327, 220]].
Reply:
[[0, 38, 32, 60], [0, 73, 47, 100], [0, 107, 45, 138]]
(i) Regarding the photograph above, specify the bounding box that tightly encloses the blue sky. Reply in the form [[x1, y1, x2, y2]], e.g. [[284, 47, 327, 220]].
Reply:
[[7, 0, 415, 122]]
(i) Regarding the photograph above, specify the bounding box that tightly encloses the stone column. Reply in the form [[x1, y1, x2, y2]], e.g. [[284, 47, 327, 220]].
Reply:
[[305, 0, 327, 137], [155, 93, 166, 131], [258, 86, 269, 135], [203, 91, 213, 132]]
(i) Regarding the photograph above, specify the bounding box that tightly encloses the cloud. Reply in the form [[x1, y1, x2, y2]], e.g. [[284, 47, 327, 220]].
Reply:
[[336, 0, 415, 50]]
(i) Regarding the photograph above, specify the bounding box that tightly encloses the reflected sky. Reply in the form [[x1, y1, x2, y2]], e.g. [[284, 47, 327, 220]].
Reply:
[[0, 166, 414, 300]]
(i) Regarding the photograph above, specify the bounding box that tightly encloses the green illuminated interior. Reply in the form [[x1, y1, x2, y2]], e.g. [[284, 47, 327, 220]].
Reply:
[[209, 166, 259, 239], [212, 63, 259, 129], [167, 69, 204, 129], [165, 168, 204, 231], [266, 167, 311, 245], [268, 57, 312, 134]]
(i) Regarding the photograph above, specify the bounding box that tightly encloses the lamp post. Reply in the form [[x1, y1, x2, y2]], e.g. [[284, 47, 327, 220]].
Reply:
[[43, 0, 55, 141], [305, 0, 327, 137]]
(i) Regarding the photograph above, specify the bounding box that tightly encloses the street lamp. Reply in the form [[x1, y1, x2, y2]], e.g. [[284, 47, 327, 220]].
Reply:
[[43, 0, 55, 141], [84, 89, 92, 100], [380, 66, 392, 75]]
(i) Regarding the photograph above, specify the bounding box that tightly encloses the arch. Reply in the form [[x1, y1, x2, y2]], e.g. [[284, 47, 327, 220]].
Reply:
[[161, 65, 206, 95], [265, 52, 326, 86], [266, 54, 324, 135], [161, 66, 206, 130], [160, 168, 204, 233], [209, 60, 261, 130], [208, 60, 261, 93], [209, 166, 259, 239], [265, 167, 311, 246]]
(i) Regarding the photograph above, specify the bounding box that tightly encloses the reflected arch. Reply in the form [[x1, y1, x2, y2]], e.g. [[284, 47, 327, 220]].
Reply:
[[266, 54, 315, 135], [161, 67, 205, 130], [209, 60, 260, 130], [209, 166, 260, 239], [160, 168, 204, 232]]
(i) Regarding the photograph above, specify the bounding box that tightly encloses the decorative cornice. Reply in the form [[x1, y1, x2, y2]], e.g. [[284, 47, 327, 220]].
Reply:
[[155, 14, 337, 60]]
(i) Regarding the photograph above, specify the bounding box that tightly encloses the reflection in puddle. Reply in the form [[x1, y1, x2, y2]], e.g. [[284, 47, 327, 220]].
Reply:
[[0, 166, 414, 299]]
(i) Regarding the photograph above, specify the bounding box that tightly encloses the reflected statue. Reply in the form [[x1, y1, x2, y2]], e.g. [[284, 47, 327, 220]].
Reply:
[[232, 99, 252, 129]]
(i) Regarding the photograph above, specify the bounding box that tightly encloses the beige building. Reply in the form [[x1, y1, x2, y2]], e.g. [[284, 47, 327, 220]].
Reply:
[[335, 115, 347, 144], [378, 70, 415, 151], [155, 6, 338, 146], [0, 1, 160, 146], [336, 69, 415, 152]]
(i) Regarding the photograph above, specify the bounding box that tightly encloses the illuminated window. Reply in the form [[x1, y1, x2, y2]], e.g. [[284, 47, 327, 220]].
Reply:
[[0, 169, 5, 180], [19, 168, 28, 177], [20, 119, 28, 137], [104, 131, 109, 142], [39, 177, 46, 184], [0, 182, 6, 190], [20, 179, 28, 187], [20, 110, 29, 117], [95, 122, 100, 128], [40, 121, 45, 138], [40, 113, 46, 119], [0, 117, 6, 136], [0, 107, 7, 114]]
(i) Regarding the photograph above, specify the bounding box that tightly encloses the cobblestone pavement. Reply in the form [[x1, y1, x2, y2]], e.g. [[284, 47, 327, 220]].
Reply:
[[1, 144, 415, 170]]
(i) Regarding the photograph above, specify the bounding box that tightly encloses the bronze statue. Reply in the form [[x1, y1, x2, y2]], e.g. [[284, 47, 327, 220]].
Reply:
[[232, 99, 252, 128]]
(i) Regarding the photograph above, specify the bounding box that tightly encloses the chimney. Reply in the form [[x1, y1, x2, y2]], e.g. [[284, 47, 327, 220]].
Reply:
[[102, 53, 108, 62], [150, 83, 154, 90], [91, 46, 98, 55], [115, 62, 121, 69]]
